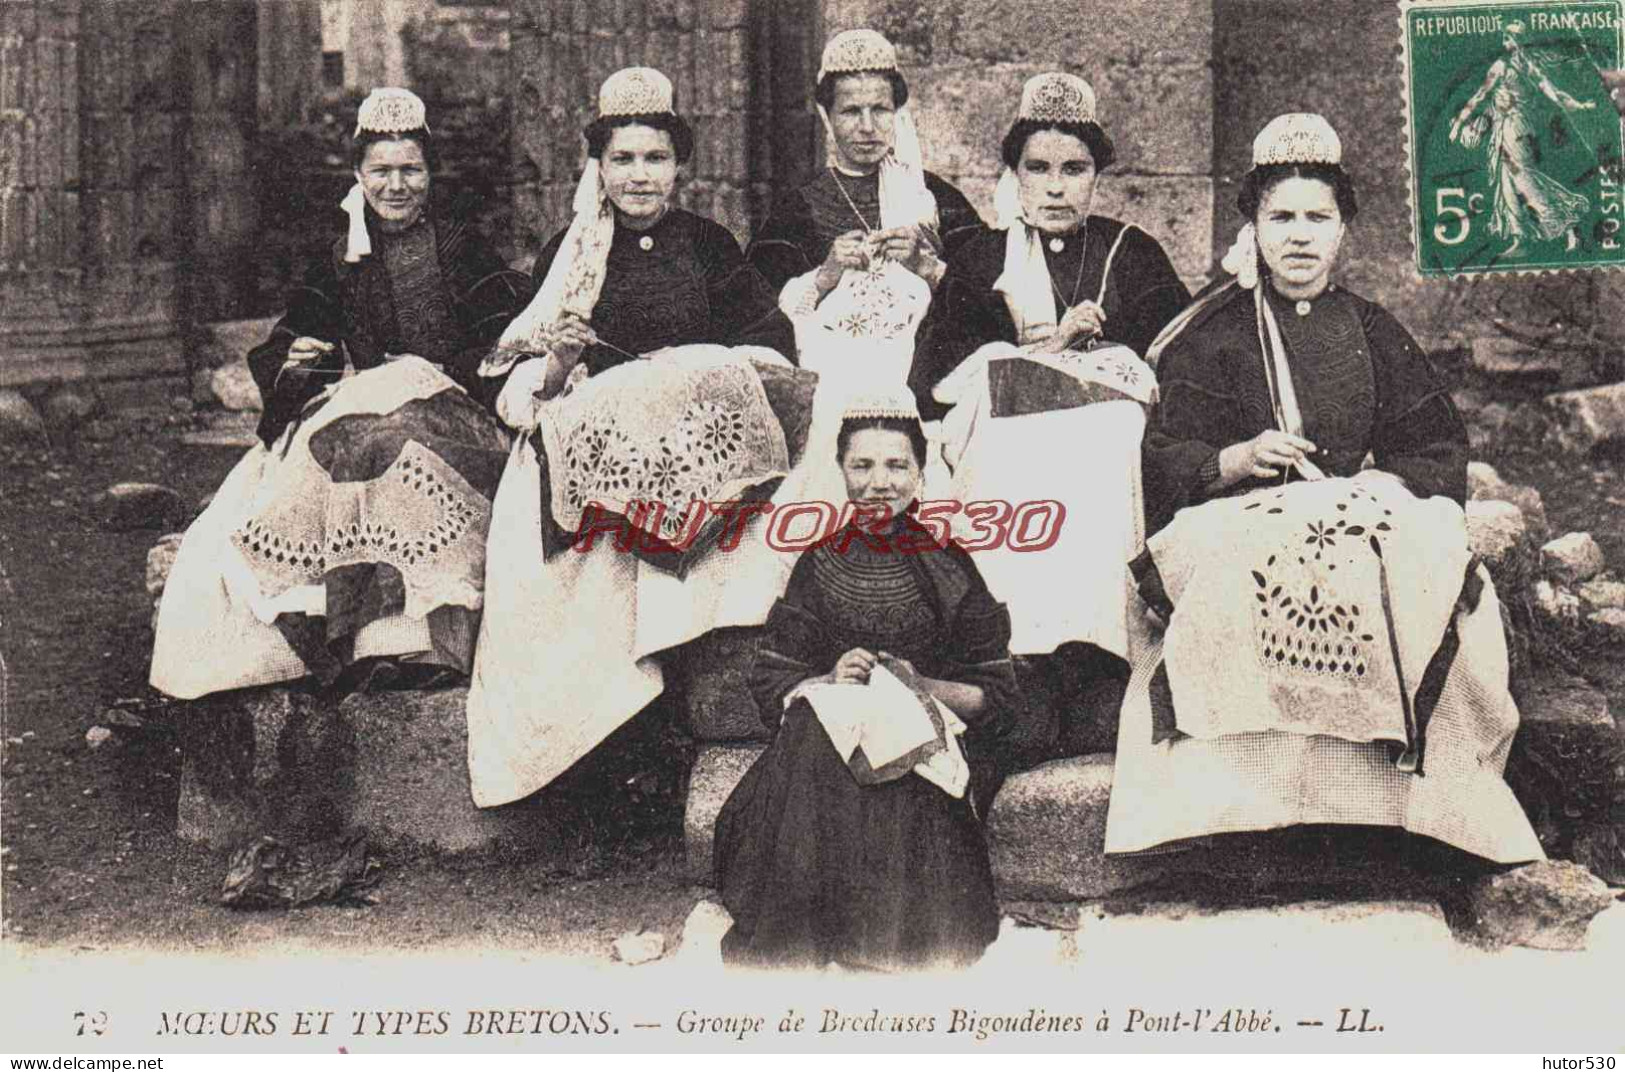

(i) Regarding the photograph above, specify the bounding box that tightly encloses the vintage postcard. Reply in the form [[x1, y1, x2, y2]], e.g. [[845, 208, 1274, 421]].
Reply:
[[3, 0, 1624, 1062], [1401, 0, 1625, 276]]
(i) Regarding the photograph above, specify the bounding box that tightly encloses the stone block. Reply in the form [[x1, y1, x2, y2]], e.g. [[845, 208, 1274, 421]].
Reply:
[[1578, 578, 1625, 613], [94, 482, 187, 531], [38, 378, 102, 425], [208, 362, 262, 412], [176, 686, 563, 855], [704, 0, 749, 30], [1541, 532, 1606, 586], [0, 388, 47, 443], [988, 755, 1485, 903], [987, 754, 1174, 900], [1465, 499, 1534, 593], [675, 627, 771, 742], [914, 61, 1211, 179], [1587, 607, 1625, 648], [1094, 61, 1213, 175], [1506, 672, 1621, 858], [1091, 177, 1215, 283], [1465, 860, 1616, 950], [145, 532, 184, 598], [952, 0, 1214, 67], [338, 689, 561, 854], [1545, 382, 1625, 454], [197, 317, 278, 371], [684, 743, 766, 882], [1466, 463, 1548, 539]]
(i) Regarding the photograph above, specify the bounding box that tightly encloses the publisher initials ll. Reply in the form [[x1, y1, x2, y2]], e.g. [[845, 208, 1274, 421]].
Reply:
[[1335, 1008, 1381, 1033]]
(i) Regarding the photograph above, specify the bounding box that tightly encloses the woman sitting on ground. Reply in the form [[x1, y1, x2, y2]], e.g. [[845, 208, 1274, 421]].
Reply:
[[715, 390, 1018, 971]]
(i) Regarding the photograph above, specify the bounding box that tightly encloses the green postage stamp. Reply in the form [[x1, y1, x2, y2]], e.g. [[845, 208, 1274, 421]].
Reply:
[[1401, 0, 1625, 275]]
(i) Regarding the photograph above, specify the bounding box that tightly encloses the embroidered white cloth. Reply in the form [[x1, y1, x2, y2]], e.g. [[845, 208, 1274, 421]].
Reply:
[[1149, 477, 1469, 745], [935, 342, 1154, 658], [536, 347, 790, 544], [794, 664, 970, 799], [773, 261, 948, 544], [150, 359, 485, 699], [1104, 563, 1544, 864], [467, 348, 803, 806]]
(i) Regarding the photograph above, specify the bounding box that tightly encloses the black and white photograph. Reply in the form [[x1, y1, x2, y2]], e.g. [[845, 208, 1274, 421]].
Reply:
[[1, 0, 1622, 1058]]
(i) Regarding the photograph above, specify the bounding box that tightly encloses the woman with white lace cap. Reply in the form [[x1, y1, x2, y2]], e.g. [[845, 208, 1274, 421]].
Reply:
[[926, 73, 1189, 761], [151, 88, 527, 699], [747, 29, 984, 524], [466, 67, 799, 807], [1105, 114, 1543, 865]]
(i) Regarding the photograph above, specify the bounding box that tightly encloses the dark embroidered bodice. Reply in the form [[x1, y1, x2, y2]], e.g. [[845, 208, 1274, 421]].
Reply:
[[800, 169, 883, 257], [376, 221, 464, 362], [586, 211, 721, 367], [523, 207, 792, 380], [802, 537, 947, 667], [1262, 287, 1378, 478]]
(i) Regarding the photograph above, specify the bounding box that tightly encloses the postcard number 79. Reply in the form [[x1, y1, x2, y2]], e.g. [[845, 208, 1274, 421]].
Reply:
[[74, 1011, 108, 1036]]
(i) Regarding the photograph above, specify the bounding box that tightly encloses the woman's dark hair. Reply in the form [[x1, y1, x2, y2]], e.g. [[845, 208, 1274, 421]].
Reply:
[[351, 128, 436, 173], [1001, 118, 1115, 173], [1237, 162, 1359, 221], [813, 68, 910, 112], [583, 112, 695, 165], [835, 416, 928, 469]]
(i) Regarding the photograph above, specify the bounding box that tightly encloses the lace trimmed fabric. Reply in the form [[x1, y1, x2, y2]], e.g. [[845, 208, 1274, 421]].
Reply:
[[537, 348, 789, 544], [223, 358, 492, 622], [1146, 476, 1470, 747]]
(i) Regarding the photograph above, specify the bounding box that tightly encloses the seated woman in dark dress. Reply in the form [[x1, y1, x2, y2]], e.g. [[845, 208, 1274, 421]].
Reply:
[[151, 88, 528, 700], [1104, 114, 1542, 866], [467, 67, 798, 808], [926, 73, 1191, 758], [746, 29, 984, 424], [715, 390, 1019, 971]]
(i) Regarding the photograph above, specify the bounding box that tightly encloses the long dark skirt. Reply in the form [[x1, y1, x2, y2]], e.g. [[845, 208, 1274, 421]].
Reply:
[[714, 702, 1000, 971]]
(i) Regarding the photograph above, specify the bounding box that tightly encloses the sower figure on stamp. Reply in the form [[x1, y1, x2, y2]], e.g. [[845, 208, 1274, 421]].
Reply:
[[746, 29, 984, 524], [926, 74, 1190, 771], [466, 68, 803, 808], [151, 88, 528, 701], [1448, 19, 1598, 257], [1105, 114, 1544, 866], [715, 389, 1016, 972]]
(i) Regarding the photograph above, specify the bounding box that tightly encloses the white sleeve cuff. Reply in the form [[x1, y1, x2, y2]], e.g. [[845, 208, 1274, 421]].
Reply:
[[778, 270, 823, 321], [495, 356, 552, 431]]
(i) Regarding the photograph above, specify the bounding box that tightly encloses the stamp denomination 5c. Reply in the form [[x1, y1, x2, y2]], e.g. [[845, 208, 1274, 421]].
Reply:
[[1401, 0, 1625, 276]]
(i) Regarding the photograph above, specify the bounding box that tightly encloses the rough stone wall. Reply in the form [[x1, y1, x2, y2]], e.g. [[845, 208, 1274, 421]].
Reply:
[[821, 0, 1217, 291], [1213, 0, 1623, 348], [187, 0, 261, 322], [1, 1, 188, 386], [507, 0, 780, 261], [257, 0, 323, 129]]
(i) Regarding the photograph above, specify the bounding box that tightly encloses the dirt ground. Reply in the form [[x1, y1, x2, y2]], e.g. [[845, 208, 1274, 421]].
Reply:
[[0, 407, 700, 958], [1, 381, 1621, 957]]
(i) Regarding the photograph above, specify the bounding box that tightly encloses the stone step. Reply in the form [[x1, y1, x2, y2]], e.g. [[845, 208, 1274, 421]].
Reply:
[[682, 745, 1479, 899], [684, 697, 1621, 901], [176, 685, 560, 854]]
